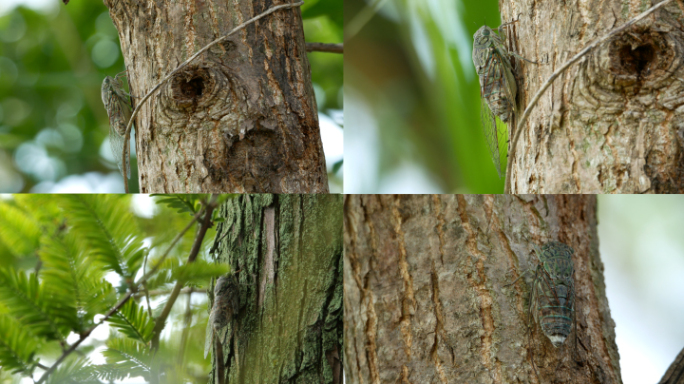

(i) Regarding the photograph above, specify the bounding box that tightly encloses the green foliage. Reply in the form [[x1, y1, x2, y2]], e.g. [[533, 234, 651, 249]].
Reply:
[[0, 194, 236, 382], [108, 301, 154, 344], [153, 194, 208, 215], [0, 314, 39, 374], [99, 337, 152, 381], [0, 267, 71, 342], [55, 195, 145, 279], [45, 357, 100, 384], [172, 260, 230, 285]]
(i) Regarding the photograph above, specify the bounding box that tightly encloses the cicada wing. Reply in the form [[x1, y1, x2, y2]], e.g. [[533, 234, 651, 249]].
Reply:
[[109, 124, 130, 179], [204, 317, 213, 359], [479, 89, 502, 178]]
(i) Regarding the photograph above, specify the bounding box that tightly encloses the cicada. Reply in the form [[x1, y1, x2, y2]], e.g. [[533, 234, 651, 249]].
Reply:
[[204, 274, 240, 359], [472, 21, 535, 178], [513, 241, 575, 347], [101, 72, 132, 179]]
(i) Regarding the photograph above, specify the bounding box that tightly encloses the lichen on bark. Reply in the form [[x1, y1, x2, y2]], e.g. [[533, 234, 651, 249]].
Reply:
[[209, 194, 342, 384]]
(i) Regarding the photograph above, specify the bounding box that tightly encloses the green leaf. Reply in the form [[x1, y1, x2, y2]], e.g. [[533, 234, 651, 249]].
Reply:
[[55, 195, 147, 279], [172, 260, 231, 284], [108, 301, 154, 343], [0, 313, 40, 374]]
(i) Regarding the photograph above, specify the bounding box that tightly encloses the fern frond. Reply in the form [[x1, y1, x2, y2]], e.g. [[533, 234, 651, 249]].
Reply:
[[99, 337, 152, 380], [39, 232, 92, 332], [55, 195, 147, 280], [0, 201, 41, 258], [108, 301, 154, 343], [0, 313, 40, 374], [0, 267, 69, 341], [45, 357, 100, 384]]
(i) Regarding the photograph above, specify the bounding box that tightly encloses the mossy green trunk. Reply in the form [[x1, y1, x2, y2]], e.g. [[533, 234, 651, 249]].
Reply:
[[210, 194, 343, 384]]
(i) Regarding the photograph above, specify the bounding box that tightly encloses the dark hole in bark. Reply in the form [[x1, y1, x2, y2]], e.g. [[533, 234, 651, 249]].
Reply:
[[618, 43, 655, 76], [180, 76, 204, 98]]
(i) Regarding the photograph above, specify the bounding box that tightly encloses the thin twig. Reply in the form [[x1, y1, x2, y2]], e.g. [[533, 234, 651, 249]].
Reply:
[[177, 286, 194, 366], [306, 42, 343, 53], [151, 195, 219, 350], [122, 2, 304, 193], [505, 0, 675, 193], [35, 205, 209, 384], [36, 291, 134, 384]]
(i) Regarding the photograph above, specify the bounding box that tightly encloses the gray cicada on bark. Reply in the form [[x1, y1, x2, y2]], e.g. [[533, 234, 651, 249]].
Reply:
[[101, 72, 132, 180], [204, 274, 240, 358], [511, 241, 575, 348], [472, 21, 536, 178]]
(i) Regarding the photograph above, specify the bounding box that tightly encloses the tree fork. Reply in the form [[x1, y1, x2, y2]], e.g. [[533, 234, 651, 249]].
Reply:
[[105, 0, 329, 193]]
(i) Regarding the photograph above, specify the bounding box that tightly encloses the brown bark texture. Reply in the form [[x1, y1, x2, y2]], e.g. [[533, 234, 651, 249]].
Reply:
[[659, 345, 684, 384], [104, 0, 329, 193], [502, 0, 684, 193], [210, 194, 343, 384], [344, 194, 621, 384]]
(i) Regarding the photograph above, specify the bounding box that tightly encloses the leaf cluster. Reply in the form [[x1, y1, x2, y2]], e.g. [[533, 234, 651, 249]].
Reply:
[[0, 195, 232, 383]]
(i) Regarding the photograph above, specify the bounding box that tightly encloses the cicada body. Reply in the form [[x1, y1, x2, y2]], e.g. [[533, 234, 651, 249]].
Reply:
[[204, 274, 240, 359], [472, 24, 518, 178], [530, 241, 575, 347], [101, 74, 132, 179]]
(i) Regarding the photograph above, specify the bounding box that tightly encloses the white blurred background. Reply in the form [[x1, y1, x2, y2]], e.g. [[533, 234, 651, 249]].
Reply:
[[598, 195, 684, 384]]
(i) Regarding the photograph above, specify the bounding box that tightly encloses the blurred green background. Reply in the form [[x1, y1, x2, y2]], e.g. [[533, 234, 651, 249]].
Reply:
[[345, 0, 506, 193], [0, 0, 342, 193]]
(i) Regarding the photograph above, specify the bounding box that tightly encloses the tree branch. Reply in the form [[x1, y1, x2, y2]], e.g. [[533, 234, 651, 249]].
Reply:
[[150, 195, 219, 350], [659, 345, 684, 384], [121, 2, 304, 193], [505, 0, 675, 193], [306, 42, 343, 53]]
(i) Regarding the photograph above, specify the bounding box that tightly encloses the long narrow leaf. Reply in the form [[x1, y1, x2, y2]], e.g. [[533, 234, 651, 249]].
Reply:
[[0, 201, 41, 258]]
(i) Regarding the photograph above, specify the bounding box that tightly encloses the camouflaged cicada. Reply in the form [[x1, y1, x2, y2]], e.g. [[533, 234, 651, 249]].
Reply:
[[472, 20, 537, 178], [101, 72, 132, 179], [204, 274, 240, 359], [510, 241, 575, 348]]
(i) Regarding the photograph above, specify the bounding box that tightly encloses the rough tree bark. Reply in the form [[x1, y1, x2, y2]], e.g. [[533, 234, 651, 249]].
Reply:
[[344, 195, 621, 384], [104, 0, 329, 193], [210, 194, 343, 384], [503, 0, 684, 193]]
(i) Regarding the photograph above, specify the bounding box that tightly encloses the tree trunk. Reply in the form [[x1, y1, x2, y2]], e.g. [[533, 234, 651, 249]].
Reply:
[[104, 0, 329, 193], [210, 194, 343, 384], [503, 0, 684, 193], [343, 194, 621, 384]]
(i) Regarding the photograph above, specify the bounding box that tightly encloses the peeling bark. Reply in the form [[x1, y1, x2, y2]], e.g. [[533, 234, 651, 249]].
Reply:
[[105, 0, 329, 193], [344, 195, 621, 384], [503, 0, 684, 193], [210, 195, 343, 384]]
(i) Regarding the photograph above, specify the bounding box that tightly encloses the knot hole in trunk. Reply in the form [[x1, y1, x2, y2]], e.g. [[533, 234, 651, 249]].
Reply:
[[169, 65, 224, 111]]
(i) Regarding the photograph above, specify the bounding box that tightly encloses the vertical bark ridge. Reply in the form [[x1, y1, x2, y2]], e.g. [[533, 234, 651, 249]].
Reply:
[[455, 195, 500, 382], [391, 197, 416, 359]]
